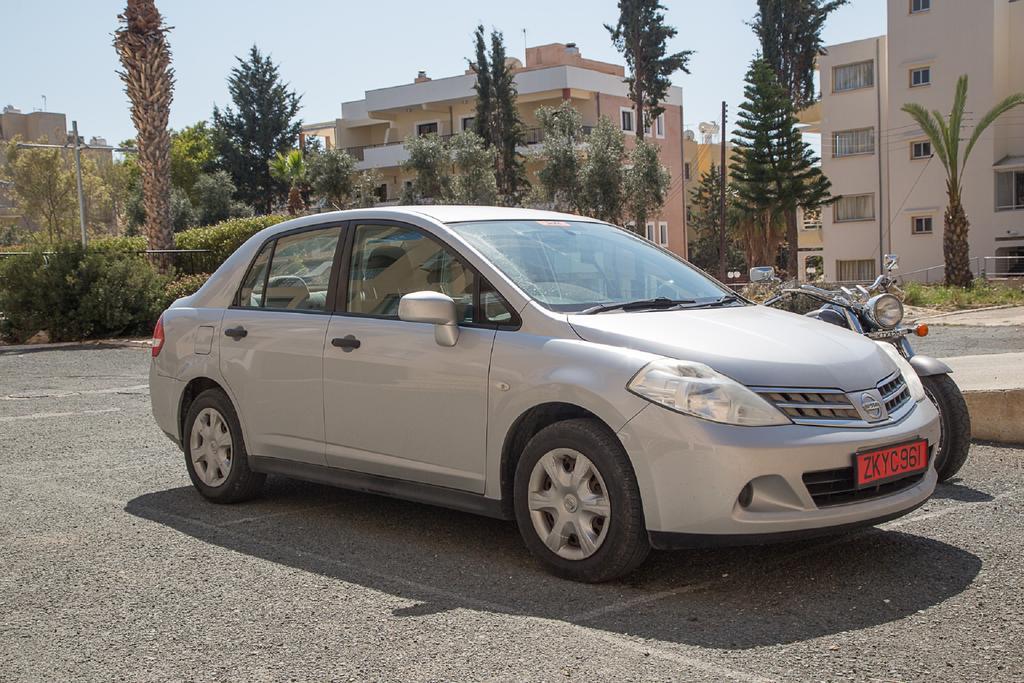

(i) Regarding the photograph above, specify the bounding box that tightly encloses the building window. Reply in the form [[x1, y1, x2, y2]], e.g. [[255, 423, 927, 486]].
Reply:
[[658, 221, 668, 245], [834, 193, 875, 222], [802, 207, 822, 230], [910, 67, 931, 88], [833, 60, 874, 92], [912, 216, 933, 234], [833, 128, 875, 157], [684, 162, 691, 181], [620, 107, 634, 133], [648, 113, 665, 138], [416, 121, 439, 136], [911, 140, 932, 159], [837, 259, 876, 282], [645, 221, 655, 241], [460, 116, 475, 131], [910, 0, 930, 13], [996, 170, 1024, 211]]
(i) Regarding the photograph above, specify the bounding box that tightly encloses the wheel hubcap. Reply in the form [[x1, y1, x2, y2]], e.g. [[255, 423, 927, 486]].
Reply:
[[527, 448, 611, 560], [190, 407, 233, 487]]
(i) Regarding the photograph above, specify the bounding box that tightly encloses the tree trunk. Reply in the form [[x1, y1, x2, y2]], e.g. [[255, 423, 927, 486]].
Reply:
[[784, 206, 799, 279], [943, 197, 973, 287]]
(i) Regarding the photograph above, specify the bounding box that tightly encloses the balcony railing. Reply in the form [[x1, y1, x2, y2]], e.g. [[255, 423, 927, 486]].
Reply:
[[342, 125, 594, 161]]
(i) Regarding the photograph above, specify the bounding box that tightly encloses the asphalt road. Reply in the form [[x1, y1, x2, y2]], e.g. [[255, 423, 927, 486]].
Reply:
[[1, 346, 1022, 682], [912, 324, 1024, 358]]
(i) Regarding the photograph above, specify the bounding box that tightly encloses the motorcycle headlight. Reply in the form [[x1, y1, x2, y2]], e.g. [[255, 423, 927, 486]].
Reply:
[[628, 359, 791, 426], [867, 293, 904, 329], [875, 342, 925, 402]]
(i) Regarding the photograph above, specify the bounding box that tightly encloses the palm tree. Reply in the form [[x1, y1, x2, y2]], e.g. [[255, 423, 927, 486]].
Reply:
[[902, 75, 1024, 287], [269, 150, 307, 215], [114, 0, 175, 271]]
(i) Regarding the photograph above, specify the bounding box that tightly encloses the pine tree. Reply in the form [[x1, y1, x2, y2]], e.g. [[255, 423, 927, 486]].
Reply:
[[606, 0, 692, 141], [731, 59, 830, 277], [752, 0, 845, 275], [212, 45, 301, 214], [687, 165, 745, 273]]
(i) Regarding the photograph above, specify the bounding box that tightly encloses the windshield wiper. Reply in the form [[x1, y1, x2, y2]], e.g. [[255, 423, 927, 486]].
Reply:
[[670, 294, 745, 310], [578, 297, 696, 315]]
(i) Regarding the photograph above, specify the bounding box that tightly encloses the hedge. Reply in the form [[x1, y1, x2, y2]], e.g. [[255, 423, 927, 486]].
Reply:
[[175, 214, 287, 271], [0, 243, 167, 342]]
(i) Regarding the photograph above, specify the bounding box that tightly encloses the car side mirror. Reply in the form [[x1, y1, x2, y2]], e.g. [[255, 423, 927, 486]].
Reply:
[[749, 266, 776, 283], [398, 291, 460, 347]]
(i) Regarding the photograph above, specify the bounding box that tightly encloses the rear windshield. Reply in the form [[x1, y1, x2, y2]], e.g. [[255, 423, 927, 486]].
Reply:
[[448, 219, 729, 312]]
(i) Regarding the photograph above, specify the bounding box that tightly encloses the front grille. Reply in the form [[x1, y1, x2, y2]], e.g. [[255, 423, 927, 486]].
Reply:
[[803, 466, 926, 507], [759, 389, 859, 422], [755, 371, 913, 427], [878, 373, 912, 414]]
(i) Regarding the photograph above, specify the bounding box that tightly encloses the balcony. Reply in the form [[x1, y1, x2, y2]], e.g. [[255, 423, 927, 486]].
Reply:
[[343, 126, 593, 169]]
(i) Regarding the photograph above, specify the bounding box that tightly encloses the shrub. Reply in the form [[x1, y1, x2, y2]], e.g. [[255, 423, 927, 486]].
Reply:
[[0, 243, 166, 342], [162, 273, 210, 309], [89, 235, 148, 252], [902, 281, 1024, 310], [175, 214, 287, 271]]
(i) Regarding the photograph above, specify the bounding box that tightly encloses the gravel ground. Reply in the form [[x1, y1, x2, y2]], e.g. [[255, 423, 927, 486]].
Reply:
[[1, 346, 1022, 682], [913, 325, 1024, 358]]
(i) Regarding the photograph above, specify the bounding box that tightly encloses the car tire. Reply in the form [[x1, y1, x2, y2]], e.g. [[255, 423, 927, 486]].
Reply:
[[921, 374, 971, 483], [513, 418, 650, 582], [183, 388, 265, 503]]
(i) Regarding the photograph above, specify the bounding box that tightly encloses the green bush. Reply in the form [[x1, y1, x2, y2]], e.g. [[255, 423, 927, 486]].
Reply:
[[162, 273, 210, 309], [89, 235, 148, 252], [902, 281, 1024, 310], [175, 214, 287, 271], [0, 243, 167, 342]]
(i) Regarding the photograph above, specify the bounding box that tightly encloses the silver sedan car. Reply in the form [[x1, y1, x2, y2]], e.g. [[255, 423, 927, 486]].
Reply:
[[150, 206, 940, 582]]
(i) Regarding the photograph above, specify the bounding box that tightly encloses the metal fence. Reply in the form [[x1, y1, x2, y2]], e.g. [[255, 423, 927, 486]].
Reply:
[[0, 249, 213, 275], [898, 256, 1024, 284]]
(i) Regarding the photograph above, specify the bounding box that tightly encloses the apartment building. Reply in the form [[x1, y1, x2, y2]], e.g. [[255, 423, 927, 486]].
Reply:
[[304, 43, 687, 257], [800, 0, 1024, 281]]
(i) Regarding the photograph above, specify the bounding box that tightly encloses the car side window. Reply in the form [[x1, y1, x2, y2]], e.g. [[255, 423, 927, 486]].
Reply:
[[346, 224, 474, 323], [238, 241, 272, 307], [261, 227, 341, 311], [480, 278, 514, 324]]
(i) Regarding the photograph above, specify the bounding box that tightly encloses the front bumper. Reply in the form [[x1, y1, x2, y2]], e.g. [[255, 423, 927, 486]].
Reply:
[[616, 398, 940, 543]]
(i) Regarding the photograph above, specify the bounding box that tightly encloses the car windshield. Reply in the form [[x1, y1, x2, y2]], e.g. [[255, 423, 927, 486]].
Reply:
[[448, 219, 734, 312]]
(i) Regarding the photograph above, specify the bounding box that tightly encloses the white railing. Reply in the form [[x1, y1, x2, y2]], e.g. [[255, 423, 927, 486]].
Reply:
[[897, 256, 1023, 283]]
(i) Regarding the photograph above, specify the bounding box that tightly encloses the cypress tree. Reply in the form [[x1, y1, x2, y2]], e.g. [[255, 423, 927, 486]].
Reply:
[[606, 0, 692, 141], [471, 26, 493, 146]]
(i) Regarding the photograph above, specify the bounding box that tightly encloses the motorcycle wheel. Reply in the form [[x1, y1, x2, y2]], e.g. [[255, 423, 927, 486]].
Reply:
[[921, 374, 972, 483]]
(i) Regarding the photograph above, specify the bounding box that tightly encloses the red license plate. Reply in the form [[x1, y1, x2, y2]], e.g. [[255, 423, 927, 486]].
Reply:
[[854, 439, 929, 488]]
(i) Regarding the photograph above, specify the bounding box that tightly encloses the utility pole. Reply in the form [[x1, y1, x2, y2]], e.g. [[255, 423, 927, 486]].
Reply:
[[71, 121, 87, 248], [718, 101, 727, 281]]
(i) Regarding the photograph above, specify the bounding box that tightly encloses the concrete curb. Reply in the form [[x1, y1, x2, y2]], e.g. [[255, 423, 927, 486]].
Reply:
[[0, 338, 150, 355], [916, 304, 1021, 322], [962, 389, 1024, 446]]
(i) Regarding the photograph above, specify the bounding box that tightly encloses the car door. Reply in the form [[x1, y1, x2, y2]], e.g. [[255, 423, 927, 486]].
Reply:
[[322, 221, 510, 493], [219, 224, 344, 466]]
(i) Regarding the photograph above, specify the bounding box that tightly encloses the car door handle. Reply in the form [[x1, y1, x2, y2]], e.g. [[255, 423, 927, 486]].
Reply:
[[224, 326, 248, 340], [331, 335, 361, 352]]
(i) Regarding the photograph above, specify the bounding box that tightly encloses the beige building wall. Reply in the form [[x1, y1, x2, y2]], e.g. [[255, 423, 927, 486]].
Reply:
[[807, 0, 1024, 282], [315, 43, 689, 259]]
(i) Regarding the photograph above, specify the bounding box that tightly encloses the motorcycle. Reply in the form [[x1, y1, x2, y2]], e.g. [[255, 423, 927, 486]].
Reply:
[[754, 255, 971, 483]]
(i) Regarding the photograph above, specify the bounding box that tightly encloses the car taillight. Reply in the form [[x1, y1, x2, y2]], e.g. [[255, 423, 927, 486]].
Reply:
[[152, 315, 165, 357]]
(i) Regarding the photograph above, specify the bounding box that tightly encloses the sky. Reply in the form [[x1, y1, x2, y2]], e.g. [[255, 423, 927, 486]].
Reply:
[[2, 0, 885, 147]]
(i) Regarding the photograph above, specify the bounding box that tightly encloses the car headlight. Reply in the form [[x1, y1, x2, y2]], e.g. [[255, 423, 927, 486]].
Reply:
[[875, 342, 925, 402], [866, 294, 904, 329], [627, 359, 791, 426]]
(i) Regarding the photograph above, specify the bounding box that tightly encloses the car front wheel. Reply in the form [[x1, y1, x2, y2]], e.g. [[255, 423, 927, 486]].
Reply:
[[513, 418, 650, 582]]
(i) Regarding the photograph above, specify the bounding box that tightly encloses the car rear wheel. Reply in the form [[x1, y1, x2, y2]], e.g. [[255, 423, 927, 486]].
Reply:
[[184, 389, 265, 503], [514, 418, 649, 582]]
